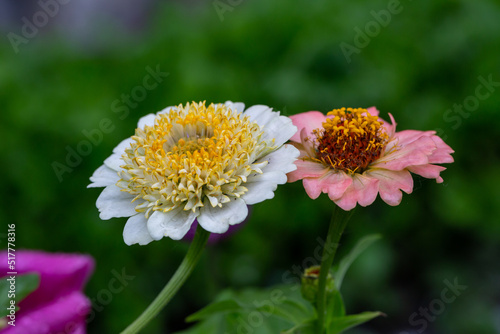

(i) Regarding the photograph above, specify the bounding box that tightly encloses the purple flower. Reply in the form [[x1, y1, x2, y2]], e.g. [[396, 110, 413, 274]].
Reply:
[[0, 250, 94, 334]]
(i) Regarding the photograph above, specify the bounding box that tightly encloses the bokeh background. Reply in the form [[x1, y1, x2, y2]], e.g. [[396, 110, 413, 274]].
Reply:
[[2, 0, 500, 333]]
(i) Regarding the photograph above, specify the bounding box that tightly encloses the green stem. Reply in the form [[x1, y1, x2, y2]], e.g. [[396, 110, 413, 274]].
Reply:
[[315, 205, 354, 334], [121, 226, 210, 334]]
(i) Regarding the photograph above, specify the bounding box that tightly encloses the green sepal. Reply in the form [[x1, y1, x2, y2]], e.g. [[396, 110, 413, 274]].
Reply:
[[326, 311, 385, 334]]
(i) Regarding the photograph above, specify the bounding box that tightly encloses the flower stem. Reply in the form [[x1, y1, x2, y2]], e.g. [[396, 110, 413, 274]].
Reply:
[[121, 226, 210, 334], [315, 205, 354, 333]]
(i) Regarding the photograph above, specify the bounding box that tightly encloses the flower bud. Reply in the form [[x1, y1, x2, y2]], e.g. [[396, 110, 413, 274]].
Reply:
[[301, 265, 335, 303]]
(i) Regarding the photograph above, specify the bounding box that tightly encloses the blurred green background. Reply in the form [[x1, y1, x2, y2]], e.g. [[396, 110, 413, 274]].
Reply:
[[2, 0, 500, 333]]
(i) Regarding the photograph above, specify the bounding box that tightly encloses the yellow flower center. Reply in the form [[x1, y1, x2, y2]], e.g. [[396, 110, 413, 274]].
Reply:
[[312, 107, 388, 173], [117, 102, 273, 217]]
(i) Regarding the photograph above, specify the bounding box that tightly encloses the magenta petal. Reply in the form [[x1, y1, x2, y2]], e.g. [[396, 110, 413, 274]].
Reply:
[[334, 174, 379, 210], [1, 251, 94, 334], [366, 169, 413, 206], [290, 111, 326, 143], [287, 160, 328, 183], [0, 251, 94, 313], [1, 291, 91, 334], [408, 164, 447, 183]]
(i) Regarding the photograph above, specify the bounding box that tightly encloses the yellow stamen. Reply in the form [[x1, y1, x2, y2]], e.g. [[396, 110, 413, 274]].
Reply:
[[117, 102, 272, 215]]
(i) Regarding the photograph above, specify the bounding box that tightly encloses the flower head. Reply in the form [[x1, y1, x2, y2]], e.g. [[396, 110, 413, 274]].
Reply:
[[89, 101, 299, 245], [0, 250, 94, 334], [288, 107, 454, 211]]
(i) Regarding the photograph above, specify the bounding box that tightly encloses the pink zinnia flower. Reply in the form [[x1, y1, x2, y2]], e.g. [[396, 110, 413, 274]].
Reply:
[[287, 107, 454, 210], [0, 250, 94, 334]]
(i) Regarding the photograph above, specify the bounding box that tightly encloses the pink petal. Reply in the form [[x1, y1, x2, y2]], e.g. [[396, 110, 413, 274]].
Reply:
[[374, 135, 436, 171], [299, 128, 317, 157], [366, 169, 413, 206], [366, 106, 380, 116], [289, 143, 309, 159], [289, 130, 316, 160], [334, 174, 379, 211], [392, 130, 435, 147], [302, 170, 353, 200], [366, 108, 396, 139], [287, 159, 328, 183], [382, 113, 397, 138], [290, 111, 326, 143], [302, 178, 323, 199], [408, 164, 447, 183], [428, 135, 454, 164], [325, 172, 354, 201]]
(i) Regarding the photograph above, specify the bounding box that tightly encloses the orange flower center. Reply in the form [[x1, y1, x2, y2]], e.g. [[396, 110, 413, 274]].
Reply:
[[312, 108, 388, 173]]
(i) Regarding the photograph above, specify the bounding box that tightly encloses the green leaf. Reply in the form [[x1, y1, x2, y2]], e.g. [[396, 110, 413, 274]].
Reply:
[[326, 311, 384, 334], [334, 234, 381, 290], [186, 300, 243, 322], [326, 290, 345, 319], [0, 273, 40, 317], [281, 320, 316, 334], [178, 285, 316, 334]]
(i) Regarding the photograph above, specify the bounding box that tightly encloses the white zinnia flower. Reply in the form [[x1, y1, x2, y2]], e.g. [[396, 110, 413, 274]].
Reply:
[[89, 101, 299, 245]]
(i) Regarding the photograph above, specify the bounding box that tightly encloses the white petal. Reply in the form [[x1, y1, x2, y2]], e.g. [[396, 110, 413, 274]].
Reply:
[[123, 214, 154, 246], [244, 105, 297, 148], [112, 138, 133, 154], [88, 165, 120, 188], [103, 153, 124, 172], [198, 198, 248, 233], [147, 208, 198, 240], [96, 185, 137, 220], [225, 101, 245, 114], [157, 106, 175, 116], [241, 171, 287, 205], [258, 144, 300, 174], [137, 113, 156, 129]]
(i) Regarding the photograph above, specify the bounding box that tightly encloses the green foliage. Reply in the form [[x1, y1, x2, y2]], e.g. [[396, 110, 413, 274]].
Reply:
[[180, 234, 382, 333]]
